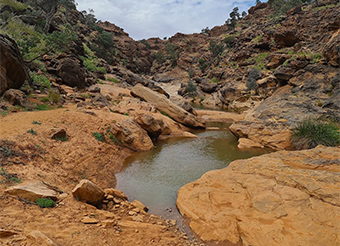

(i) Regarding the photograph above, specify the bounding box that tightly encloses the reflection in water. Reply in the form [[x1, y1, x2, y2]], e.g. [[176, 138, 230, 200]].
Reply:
[[116, 126, 270, 218]]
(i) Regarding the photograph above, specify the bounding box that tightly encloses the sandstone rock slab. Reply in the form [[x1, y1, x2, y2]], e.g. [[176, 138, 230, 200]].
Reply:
[[131, 84, 205, 129], [177, 146, 340, 246], [5, 181, 59, 202]]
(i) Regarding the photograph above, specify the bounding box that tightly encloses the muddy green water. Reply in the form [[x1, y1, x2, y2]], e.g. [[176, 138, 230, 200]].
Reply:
[[116, 123, 270, 220]]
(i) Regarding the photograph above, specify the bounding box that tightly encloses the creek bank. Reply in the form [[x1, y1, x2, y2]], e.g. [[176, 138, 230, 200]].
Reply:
[[177, 145, 340, 246], [0, 98, 206, 245]]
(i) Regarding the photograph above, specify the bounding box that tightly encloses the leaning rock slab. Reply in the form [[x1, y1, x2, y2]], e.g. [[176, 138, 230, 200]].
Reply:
[[5, 181, 59, 202], [72, 179, 105, 206], [177, 146, 340, 246], [131, 84, 205, 129]]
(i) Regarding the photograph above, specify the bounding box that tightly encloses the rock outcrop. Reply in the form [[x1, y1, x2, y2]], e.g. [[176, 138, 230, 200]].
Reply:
[[131, 84, 205, 129], [177, 146, 340, 246], [0, 34, 27, 95]]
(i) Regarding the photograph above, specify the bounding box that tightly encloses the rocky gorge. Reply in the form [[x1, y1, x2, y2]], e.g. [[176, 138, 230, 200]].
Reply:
[[1, 0, 340, 245]]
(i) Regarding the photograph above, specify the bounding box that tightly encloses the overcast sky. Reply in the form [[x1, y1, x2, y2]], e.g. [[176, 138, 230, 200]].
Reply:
[[75, 0, 254, 40]]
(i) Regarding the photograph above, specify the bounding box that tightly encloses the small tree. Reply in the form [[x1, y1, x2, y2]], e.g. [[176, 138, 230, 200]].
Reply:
[[246, 68, 260, 91], [185, 81, 197, 97], [201, 27, 210, 34], [226, 7, 240, 30]]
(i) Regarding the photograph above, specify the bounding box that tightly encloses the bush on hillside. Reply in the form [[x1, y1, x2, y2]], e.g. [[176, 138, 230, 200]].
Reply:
[[209, 40, 224, 57], [185, 81, 197, 97], [246, 68, 260, 91], [291, 118, 340, 150]]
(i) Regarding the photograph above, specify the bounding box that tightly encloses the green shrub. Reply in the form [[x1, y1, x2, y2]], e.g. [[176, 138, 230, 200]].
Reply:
[[92, 132, 105, 142], [30, 72, 51, 89], [223, 35, 235, 48], [198, 59, 208, 72], [139, 39, 151, 49], [152, 51, 166, 64], [0, 0, 28, 11], [27, 128, 37, 135], [209, 40, 224, 57], [291, 118, 340, 150], [185, 81, 197, 97], [81, 43, 106, 73], [36, 198, 55, 208]]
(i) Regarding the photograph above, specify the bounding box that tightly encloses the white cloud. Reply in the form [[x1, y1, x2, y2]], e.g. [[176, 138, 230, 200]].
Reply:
[[75, 0, 253, 40]]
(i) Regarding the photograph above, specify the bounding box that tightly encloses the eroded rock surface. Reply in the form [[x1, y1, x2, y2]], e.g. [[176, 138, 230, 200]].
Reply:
[[177, 146, 340, 246]]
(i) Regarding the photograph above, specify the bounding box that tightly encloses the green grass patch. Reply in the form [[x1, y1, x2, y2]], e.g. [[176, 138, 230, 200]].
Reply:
[[252, 34, 263, 44], [107, 77, 119, 83], [35, 104, 52, 111], [209, 77, 220, 83], [291, 118, 340, 150], [313, 4, 335, 11]]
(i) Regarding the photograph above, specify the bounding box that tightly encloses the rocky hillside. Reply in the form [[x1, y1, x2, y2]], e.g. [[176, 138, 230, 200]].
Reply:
[[1, 0, 339, 151]]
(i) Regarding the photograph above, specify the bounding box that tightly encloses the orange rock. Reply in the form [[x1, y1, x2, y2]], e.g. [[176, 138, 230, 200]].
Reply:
[[177, 146, 340, 246]]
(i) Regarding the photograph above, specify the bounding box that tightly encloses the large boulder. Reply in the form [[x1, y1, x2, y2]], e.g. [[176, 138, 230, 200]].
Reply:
[[131, 84, 205, 129], [177, 146, 340, 246], [111, 118, 154, 151], [57, 57, 86, 89], [135, 114, 162, 139], [5, 181, 60, 202], [72, 179, 105, 206], [0, 34, 27, 95], [2, 89, 35, 109]]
